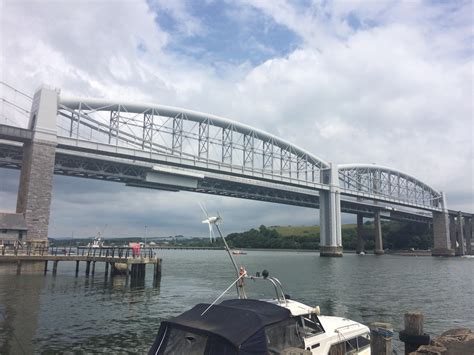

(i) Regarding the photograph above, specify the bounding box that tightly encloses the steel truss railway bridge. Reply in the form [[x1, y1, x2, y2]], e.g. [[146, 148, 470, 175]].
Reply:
[[0, 84, 471, 256]]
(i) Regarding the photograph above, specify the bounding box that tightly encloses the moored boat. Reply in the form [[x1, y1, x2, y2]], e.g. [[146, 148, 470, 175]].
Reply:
[[149, 214, 371, 354], [232, 249, 247, 255]]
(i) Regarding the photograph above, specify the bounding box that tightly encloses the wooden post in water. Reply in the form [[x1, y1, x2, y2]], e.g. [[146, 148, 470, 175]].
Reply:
[[369, 322, 393, 355], [44, 260, 48, 274], [91, 261, 96, 275], [16, 260, 22, 275], [52, 260, 59, 275], [105, 262, 109, 275], [75, 261, 80, 276], [399, 311, 430, 354], [153, 260, 161, 286], [85, 261, 91, 276]]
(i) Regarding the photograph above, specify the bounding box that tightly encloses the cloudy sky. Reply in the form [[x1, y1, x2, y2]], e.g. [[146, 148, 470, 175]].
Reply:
[[0, 0, 472, 239]]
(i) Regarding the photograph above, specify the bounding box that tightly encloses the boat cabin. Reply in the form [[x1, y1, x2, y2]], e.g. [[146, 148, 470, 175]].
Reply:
[[149, 299, 304, 354]]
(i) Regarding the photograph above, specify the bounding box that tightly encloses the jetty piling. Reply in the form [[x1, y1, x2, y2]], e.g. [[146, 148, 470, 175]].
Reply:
[[369, 322, 393, 355], [399, 311, 430, 354], [85, 261, 91, 276], [52, 260, 58, 275], [0, 246, 162, 285]]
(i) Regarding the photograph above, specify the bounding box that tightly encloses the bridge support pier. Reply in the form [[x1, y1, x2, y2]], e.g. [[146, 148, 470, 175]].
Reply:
[[432, 192, 455, 257], [465, 217, 472, 255], [432, 213, 454, 257], [16, 87, 58, 247], [455, 212, 465, 256], [449, 215, 457, 252], [356, 214, 365, 254], [319, 164, 342, 257], [374, 211, 384, 255]]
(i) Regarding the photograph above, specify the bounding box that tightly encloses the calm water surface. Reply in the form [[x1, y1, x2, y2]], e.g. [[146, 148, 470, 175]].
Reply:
[[0, 251, 473, 354]]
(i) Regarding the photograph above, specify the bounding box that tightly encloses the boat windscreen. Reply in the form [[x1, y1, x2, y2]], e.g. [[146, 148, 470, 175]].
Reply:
[[265, 318, 304, 353]]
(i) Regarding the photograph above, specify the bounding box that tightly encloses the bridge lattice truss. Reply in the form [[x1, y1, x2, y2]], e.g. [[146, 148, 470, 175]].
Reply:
[[338, 165, 442, 209], [0, 83, 443, 211], [57, 98, 329, 188]]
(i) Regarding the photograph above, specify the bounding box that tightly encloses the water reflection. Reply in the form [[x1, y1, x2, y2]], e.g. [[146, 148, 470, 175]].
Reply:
[[0, 262, 162, 354], [0, 273, 45, 354]]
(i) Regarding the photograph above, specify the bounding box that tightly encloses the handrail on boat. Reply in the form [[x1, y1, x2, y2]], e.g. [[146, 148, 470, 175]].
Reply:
[[248, 275, 287, 306]]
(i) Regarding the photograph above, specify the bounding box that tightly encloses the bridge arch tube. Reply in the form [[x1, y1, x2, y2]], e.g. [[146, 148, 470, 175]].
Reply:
[[59, 97, 330, 170]]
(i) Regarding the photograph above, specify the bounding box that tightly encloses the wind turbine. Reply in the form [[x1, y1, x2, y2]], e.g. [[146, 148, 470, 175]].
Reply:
[[199, 203, 222, 242], [198, 203, 247, 299]]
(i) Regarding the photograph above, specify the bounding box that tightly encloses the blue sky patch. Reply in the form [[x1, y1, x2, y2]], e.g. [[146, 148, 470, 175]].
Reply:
[[151, 1, 301, 67]]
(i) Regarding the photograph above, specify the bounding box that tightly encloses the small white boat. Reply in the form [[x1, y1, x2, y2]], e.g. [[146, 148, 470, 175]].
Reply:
[[149, 270, 370, 354], [149, 214, 371, 355], [232, 249, 247, 255], [87, 234, 104, 248]]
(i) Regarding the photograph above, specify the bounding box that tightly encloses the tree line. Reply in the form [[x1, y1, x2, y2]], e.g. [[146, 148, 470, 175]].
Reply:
[[211, 222, 433, 251]]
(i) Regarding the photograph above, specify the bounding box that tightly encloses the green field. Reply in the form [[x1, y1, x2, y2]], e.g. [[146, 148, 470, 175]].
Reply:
[[269, 224, 358, 237]]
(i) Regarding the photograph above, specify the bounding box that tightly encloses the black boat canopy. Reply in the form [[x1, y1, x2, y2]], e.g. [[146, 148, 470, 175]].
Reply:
[[149, 299, 303, 355]]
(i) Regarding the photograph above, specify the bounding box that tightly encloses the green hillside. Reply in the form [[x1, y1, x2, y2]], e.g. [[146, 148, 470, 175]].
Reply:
[[269, 224, 357, 237], [223, 221, 432, 250]]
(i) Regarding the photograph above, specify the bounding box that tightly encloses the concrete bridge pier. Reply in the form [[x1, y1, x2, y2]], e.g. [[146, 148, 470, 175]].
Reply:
[[455, 212, 465, 256], [465, 217, 472, 255], [319, 164, 343, 257], [16, 87, 58, 247], [374, 211, 384, 255], [356, 214, 365, 254], [449, 215, 457, 252], [432, 193, 455, 256]]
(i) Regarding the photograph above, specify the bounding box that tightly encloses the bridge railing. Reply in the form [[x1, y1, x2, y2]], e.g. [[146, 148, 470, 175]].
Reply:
[[0, 81, 32, 128], [75, 246, 156, 259], [0, 245, 157, 259]]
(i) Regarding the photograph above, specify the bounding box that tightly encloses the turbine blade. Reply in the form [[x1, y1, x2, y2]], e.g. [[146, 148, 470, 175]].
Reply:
[[199, 202, 209, 218], [208, 223, 213, 242]]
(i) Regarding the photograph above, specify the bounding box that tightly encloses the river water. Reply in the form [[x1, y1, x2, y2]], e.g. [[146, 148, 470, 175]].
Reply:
[[0, 250, 473, 354]]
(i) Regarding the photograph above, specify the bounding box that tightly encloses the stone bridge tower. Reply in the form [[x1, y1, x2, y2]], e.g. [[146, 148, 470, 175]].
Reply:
[[16, 87, 58, 247]]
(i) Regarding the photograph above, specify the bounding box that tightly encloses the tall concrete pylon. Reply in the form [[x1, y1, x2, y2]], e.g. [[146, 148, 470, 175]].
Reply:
[[464, 217, 472, 255], [356, 213, 365, 254], [319, 163, 343, 257], [456, 211, 465, 256], [374, 210, 384, 255], [431, 192, 455, 256], [16, 87, 58, 246]]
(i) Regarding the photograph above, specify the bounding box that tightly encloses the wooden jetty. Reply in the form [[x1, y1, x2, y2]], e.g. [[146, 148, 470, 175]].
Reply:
[[0, 246, 162, 282]]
